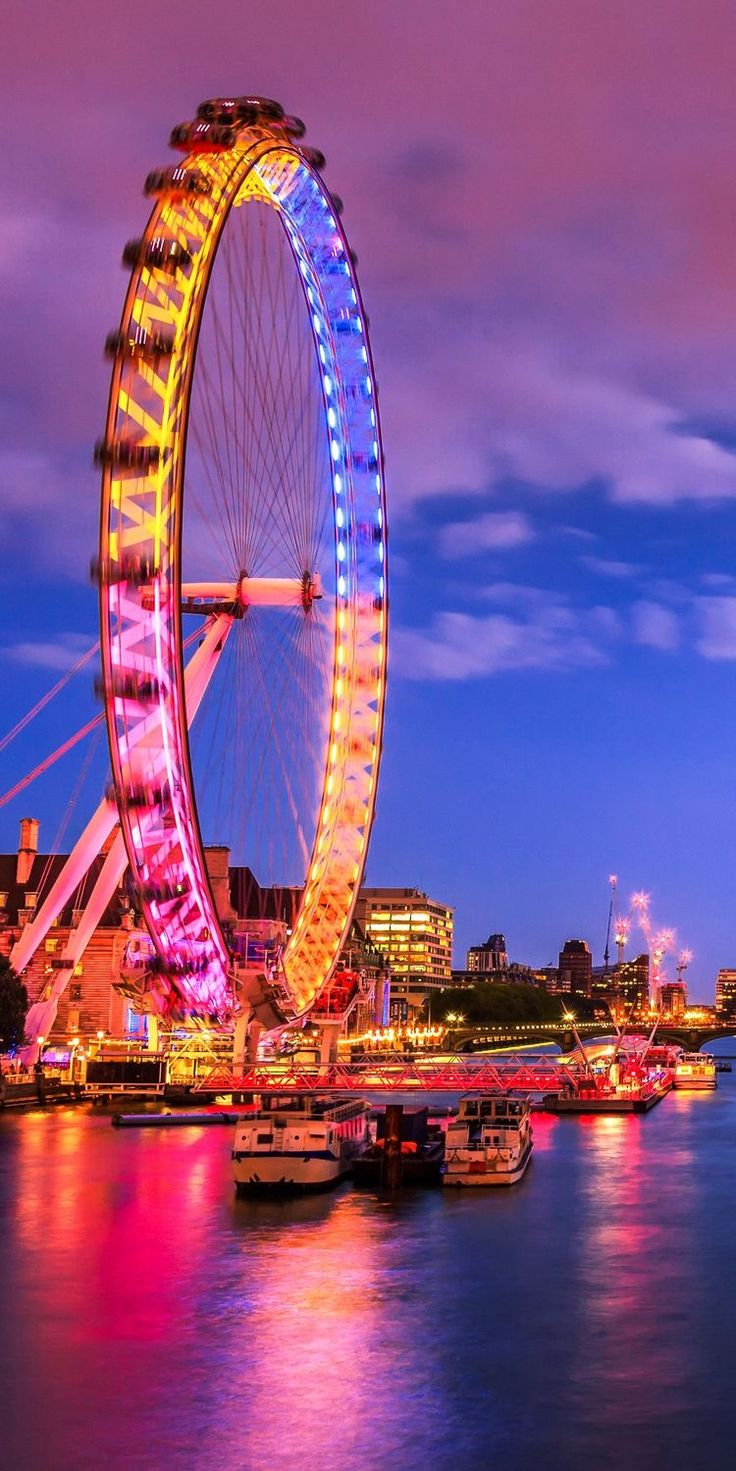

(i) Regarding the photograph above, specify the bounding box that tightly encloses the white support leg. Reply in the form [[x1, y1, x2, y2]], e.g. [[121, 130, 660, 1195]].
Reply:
[[17, 614, 233, 1057], [232, 1013, 249, 1073], [319, 1023, 341, 1066], [10, 798, 119, 976], [21, 829, 128, 1064]]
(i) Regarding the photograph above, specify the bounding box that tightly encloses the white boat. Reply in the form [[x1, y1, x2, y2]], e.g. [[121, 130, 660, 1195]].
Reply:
[[673, 1053, 717, 1090], [442, 1095, 533, 1188], [232, 1095, 371, 1193]]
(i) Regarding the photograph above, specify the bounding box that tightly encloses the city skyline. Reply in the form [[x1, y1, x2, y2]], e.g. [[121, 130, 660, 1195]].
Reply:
[[4, 3, 736, 996]]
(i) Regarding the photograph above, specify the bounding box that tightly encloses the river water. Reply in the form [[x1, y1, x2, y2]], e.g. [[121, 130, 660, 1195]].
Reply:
[[2, 1048, 735, 1471]]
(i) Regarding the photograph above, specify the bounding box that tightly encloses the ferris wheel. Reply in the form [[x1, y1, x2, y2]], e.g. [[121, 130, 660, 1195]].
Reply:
[[95, 96, 387, 1031]]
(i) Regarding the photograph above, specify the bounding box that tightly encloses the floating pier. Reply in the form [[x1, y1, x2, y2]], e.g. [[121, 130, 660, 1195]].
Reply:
[[111, 1109, 252, 1129]]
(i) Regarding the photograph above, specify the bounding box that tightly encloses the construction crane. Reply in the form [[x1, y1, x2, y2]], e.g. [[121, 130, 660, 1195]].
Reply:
[[676, 948, 693, 983], [604, 874, 628, 970], [604, 875, 616, 972]]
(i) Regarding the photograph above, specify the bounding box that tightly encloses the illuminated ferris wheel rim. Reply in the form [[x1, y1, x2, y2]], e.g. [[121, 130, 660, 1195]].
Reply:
[[97, 97, 387, 1029]]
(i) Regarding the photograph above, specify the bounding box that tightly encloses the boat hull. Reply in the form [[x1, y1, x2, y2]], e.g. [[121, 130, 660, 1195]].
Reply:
[[543, 1083, 671, 1114], [234, 1153, 348, 1194], [673, 1078, 717, 1090], [442, 1141, 532, 1188]]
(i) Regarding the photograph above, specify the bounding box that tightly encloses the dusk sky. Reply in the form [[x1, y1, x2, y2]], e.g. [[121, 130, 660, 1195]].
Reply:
[[5, 2, 736, 996]]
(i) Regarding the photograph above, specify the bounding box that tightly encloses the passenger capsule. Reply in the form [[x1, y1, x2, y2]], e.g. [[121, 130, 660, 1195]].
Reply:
[[90, 551, 157, 587], [301, 146, 326, 170], [104, 328, 174, 364], [93, 438, 161, 473], [122, 237, 191, 274], [94, 671, 160, 703], [169, 120, 236, 152], [140, 880, 190, 905], [231, 95, 284, 120], [144, 166, 210, 198]]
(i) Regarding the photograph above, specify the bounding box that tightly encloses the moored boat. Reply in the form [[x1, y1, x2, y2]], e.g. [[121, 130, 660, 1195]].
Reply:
[[442, 1094, 533, 1188], [673, 1052, 717, 1090], [543, 1064, 672, 1113], [232, 1095, 371, 1193]]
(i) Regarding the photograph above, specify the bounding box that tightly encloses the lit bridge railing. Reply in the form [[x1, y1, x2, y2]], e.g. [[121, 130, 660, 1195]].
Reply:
[[193, 1053, 580, 1095]]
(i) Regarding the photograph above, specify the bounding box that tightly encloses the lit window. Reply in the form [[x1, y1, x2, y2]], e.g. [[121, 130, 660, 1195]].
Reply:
[[25, 892, 37, 909]]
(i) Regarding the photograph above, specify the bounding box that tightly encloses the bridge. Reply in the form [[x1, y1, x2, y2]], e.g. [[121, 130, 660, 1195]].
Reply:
[[194, 1053, 584, 1096], [446, 1021, 736, 1054], [645, 1025, 736, 1052]]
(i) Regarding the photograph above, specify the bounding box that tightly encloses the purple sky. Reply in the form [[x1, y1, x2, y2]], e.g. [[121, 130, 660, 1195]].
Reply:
[[4, 2, 736, 997]]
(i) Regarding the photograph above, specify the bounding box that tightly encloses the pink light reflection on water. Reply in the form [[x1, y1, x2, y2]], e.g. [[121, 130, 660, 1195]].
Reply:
[[2, 1083, 734, 1471]]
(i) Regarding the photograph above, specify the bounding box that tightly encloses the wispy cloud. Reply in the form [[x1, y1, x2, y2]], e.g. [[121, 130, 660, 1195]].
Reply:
[[394, 596, 620, 681], [2, 634, 93, 672], [582, 555, 646, 579], [631, 601, 680, 652], [439, 510, 535, 559], [384, 327, 736, 510], [696, 598, 736, 660], [561, 526, 598, 544], [700, 572, 736, 591]]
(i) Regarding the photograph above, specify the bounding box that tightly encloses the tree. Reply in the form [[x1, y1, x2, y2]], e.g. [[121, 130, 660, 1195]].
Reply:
[[424, 981, 609, 1029], [0, 956, 28, 1052]]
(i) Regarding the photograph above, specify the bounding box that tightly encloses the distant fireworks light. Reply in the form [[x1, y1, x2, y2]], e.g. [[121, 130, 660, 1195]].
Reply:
[[613, 884, 691, 988]]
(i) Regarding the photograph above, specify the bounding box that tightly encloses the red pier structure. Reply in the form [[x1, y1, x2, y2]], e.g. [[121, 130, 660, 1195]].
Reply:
[[194, 1053, 581, 1096]]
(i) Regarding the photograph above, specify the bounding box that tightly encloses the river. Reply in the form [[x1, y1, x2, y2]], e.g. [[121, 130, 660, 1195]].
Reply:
[[2, 1045, 735, 1471]]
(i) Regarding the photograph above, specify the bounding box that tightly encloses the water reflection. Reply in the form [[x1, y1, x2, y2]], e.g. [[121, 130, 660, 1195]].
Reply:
[[1, 1082, 734, 1471]]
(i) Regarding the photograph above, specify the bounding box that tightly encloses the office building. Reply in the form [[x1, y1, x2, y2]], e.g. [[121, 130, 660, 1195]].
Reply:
[[715, 969, 736, 1020], [657, 981, 687, 1019], [355, 887, 454, 1011], [467, 932, 508, 973], [616, 953, 650, 1015], [558, 939, 592, 998]]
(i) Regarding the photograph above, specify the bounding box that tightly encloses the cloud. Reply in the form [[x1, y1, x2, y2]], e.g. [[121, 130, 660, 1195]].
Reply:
[[394, 597, 620, 681], [439, 510, 535, 559], [700, 572, 736, 590], [2, 634, 93, 672], [0, 449, 71, 514], [696, 598, 736, 660], [493, 350, 736, 507], [0, 448, 98, 581], [631, 601, 680, 652], [476, 582, 560, 606], [561, 526, 598, 543], [384, 325, 736, 510], [582, 556, 646, 579]]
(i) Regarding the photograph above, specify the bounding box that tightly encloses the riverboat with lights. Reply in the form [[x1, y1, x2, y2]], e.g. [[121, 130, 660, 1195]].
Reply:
[[442, 1095, 533, 1187], [232, 1095, 371, 1193], [543, 1062, 673, 1113], [673, 1053, 717, 1090]]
